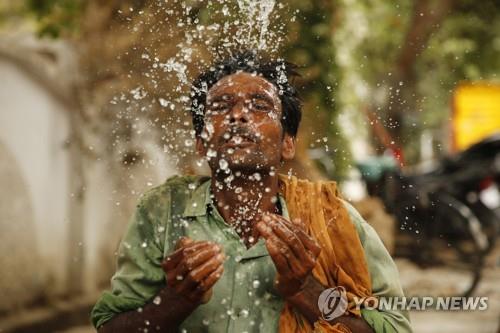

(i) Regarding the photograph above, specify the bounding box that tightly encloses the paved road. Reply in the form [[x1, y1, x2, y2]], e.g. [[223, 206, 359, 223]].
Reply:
[[399, 258, 500, 333]]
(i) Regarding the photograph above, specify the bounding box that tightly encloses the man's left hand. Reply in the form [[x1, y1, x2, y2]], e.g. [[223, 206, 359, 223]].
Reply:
[[256, 213, 322, 298]]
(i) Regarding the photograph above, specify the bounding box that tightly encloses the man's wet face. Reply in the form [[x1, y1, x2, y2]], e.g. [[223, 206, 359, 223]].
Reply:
[[198, 71, 285, 174]]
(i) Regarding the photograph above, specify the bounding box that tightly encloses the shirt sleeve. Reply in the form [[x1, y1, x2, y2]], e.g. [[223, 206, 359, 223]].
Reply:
[[342, 200, 413, 333], [90, 200, 167, 329]]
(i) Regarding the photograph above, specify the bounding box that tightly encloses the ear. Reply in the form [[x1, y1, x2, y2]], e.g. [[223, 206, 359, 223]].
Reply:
[[281, 133, 296, 161], [196, 137, 206, 157]]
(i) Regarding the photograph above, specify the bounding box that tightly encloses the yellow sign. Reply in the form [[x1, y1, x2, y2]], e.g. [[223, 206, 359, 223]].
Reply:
[[452, 83, 500, 151]]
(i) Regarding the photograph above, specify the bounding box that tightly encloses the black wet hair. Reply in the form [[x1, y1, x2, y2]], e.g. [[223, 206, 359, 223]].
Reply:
[[190, 51, 302, 138]]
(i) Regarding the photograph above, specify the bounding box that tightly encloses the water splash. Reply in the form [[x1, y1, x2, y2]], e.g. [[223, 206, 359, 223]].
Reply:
[[109, 0, 294, 174], [236, 0, 277, 51]]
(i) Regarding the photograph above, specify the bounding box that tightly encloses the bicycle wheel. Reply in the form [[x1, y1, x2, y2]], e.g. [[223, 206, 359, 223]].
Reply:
[[466, 199, 499, 254], [426, 192, 486, 297], [394, 190, 487, 298]]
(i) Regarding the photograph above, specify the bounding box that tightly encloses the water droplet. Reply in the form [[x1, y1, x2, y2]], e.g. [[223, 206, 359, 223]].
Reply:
[[207, 149, 217, 159], [158, 98, 169, 107], [239, 308, 249, 318], [219, 159, 229, 170]]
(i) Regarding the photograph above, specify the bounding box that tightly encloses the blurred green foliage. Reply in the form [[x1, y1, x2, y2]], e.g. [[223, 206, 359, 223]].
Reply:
[[284, 1, 353, 178], [1, 0, 84, 37], [418, 0, 500, 131], [5, 0, 500, 176]]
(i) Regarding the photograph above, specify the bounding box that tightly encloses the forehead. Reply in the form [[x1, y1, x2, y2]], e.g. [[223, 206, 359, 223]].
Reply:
[[207, 72, 279, 99]]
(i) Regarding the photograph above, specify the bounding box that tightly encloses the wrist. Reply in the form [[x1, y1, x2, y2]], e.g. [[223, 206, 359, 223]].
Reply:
[[161, 286, 201, 313], [286, 273, 322, 300], [284, 274, 326, 324]]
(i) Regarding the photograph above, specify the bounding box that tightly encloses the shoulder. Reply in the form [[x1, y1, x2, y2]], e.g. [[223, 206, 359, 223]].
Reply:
[[127, 175, 209, 247], [137, 174, 209, 210], [341, 199, 402, 284], [340, 199, 372, 244]]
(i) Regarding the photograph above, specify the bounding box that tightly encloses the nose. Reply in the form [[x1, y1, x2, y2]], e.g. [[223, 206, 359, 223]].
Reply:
[[229, 102, 249, 124]]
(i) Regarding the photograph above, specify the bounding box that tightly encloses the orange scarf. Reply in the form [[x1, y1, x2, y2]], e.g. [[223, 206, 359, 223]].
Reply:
[[278, 174, 372, 332]]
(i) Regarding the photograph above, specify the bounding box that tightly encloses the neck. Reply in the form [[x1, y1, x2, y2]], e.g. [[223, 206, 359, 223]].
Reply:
[[211, 168, 279, 248]]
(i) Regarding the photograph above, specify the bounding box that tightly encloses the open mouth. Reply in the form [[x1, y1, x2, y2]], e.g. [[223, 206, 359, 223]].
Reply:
[[222, 130, 258, 146], [223, 135, 256, 148], [229, 135, 254, 144]]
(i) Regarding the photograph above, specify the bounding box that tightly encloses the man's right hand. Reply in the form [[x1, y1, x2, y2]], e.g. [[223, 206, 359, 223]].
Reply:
[[161, 237, 225, 305], [98, 237, 224, 333]]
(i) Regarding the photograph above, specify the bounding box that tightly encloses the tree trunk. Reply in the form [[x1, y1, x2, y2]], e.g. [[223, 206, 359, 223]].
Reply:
[[383, 0, 455, 153]]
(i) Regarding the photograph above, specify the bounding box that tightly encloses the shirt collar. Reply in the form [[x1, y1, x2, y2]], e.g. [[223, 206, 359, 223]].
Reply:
[[182, 177, 290, 220], [182, 178, 213, 217]]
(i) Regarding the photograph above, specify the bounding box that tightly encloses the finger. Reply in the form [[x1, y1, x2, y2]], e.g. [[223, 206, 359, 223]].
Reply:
[[175, 236, 194, 250], [176, 253, 225, 294], [188, 264, 224, 303], [163, 250, 184, 271], [265, 235, 293, 276], [196, 264, 224, 293], [266, 215, 308, 261], [176, 255, 222, 295], [277, 217, 322, 256], [165, 243, 219, 283], [298, 231, 322, 257], [271, 232, 309, 277], [265, 213, 304, 232], [264, 220, 312, 277], [275, 215, 306, 235], [163, 241, 208, 271], [176, 244, 222, 275], [290, 217, 303, 227], [189, 253, 225, 281], [261, 216, 315, 276], [256, 221, 273, 239], [267, 214, 321, 258], [163, 241, 215, 271]]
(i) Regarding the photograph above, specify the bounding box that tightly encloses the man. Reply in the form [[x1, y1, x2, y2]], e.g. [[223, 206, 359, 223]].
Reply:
[[91, 52, 412, 332]]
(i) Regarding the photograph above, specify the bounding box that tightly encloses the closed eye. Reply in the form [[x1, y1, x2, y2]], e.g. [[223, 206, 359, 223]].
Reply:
[[249, 93, 274, 111], [249, 101, 270, 111]]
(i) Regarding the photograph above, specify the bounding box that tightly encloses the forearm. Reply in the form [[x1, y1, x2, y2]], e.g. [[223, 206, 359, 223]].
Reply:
[[98, 287, 198, 333], [287, 275, 374, 333]]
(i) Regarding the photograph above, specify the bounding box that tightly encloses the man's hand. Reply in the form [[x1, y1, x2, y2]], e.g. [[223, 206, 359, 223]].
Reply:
[[161, 237, 225, 305], [99, 238, 225, 333], [256, 214, 321, 298]]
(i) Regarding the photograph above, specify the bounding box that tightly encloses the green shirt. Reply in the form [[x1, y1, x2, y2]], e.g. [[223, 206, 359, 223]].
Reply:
[[91, 175, 412, 332]]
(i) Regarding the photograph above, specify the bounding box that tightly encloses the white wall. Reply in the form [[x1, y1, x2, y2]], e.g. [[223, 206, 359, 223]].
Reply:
[[0, 42, 179, 307], [0, 59, 71, 295]]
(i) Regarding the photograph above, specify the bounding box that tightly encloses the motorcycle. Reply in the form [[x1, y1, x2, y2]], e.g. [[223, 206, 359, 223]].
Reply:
[[357, 133, 500, 296]]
